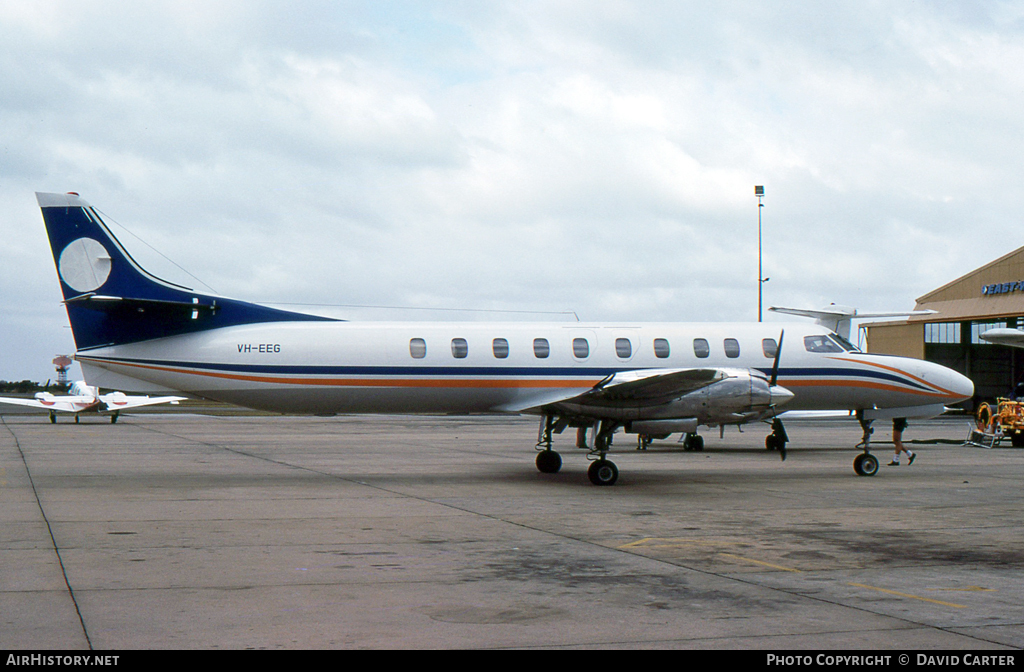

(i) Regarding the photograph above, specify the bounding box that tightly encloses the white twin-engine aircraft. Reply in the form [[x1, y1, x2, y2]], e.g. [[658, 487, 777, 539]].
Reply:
[[35, 192, 974, 485], [0, 380, 184, 423]]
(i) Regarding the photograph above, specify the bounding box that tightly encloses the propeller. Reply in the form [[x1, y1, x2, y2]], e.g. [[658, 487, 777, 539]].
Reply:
[[769, 330, 784, 387], [768, 330, 787, 461]]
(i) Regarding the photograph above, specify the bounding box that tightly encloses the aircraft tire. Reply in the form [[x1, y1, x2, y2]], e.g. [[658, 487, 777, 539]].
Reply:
[[853, 453, 879, 477], [692, 435, 704, 452], [536, 450, 562, 474], [588, 459, 618, 486]]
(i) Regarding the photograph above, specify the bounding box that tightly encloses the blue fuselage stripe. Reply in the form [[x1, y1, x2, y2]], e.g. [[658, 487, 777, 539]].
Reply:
[[86, 356, 934, 391]]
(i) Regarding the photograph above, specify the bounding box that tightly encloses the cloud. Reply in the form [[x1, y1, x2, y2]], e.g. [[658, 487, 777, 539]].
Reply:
[[2, 1, 1023, 382]]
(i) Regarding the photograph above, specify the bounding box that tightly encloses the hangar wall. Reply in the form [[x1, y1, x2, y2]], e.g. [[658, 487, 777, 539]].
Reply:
[[864, 245, 1024, 405]]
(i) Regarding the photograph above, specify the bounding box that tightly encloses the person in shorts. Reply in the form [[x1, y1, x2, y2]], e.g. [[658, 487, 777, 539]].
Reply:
[[888, 417, 916, 466]]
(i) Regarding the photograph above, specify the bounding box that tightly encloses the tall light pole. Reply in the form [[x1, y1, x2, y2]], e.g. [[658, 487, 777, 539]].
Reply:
[[755, 185, 767, 322]]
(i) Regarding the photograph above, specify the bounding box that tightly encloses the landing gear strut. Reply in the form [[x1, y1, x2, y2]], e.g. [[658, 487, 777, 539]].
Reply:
[[535, 415, 562, 474], [587, 420, 619, 486], [854, 411, 879, 476], [534, 415, 622, 485]]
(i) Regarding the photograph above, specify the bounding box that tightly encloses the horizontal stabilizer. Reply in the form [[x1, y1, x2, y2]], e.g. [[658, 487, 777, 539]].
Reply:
[[66, 293, 219, 319], [769, 304, 936, 339]]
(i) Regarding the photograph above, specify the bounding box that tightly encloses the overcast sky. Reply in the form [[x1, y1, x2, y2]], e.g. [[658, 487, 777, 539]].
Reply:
[[2, 1, 1023, 383]]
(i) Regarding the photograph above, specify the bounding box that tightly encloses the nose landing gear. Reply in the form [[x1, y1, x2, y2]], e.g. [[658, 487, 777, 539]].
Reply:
[[853, 411, 878, 476], [853, 452, 879, 476]]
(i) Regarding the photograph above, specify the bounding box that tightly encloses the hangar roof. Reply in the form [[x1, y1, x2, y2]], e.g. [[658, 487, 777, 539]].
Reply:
[[909, 245, 1024, 323]]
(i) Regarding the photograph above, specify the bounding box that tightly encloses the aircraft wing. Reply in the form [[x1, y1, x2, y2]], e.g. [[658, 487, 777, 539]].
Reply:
[[0, 395, 98, 413], [980, 328, 1024, 348], [586, 368, 724, 402], [504, 368, 725, 413], [98, 393, 186, 412]]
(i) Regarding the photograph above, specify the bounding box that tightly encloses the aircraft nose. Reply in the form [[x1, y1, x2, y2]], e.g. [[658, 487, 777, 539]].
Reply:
[[946, 369, 974, 402]]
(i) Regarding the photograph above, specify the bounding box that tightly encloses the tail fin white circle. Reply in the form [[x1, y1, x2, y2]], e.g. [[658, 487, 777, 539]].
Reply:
[[58, 237, 112, 292]]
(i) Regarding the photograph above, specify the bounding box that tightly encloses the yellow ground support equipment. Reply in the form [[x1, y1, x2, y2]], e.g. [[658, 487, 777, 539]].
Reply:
[[975, 398, 1024, 447]]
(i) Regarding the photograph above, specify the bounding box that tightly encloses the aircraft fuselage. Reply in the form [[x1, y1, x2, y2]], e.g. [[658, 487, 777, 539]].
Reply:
[[77, 320, 973, 420]]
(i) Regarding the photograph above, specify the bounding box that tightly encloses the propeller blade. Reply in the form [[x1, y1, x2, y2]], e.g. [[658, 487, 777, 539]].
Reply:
[[770, 330, 784, 387]]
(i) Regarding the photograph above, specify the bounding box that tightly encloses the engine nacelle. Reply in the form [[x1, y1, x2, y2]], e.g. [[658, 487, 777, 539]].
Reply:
[[556, 368, 794, 425]]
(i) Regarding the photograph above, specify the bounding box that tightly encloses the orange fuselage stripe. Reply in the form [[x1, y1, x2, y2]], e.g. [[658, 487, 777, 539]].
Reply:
[[88, 358, 601, 389]]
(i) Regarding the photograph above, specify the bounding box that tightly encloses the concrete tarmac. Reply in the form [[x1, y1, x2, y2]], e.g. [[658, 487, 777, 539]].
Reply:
[[1, 412, 1021, 650]]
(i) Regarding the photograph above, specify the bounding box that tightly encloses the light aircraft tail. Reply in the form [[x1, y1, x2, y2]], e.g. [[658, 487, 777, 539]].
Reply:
[[36, 192, 334, 352]]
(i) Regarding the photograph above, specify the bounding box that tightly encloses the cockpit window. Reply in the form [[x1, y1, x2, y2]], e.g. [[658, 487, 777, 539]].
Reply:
[[829, 333, 859, 352], [804, 335, 844, 353]]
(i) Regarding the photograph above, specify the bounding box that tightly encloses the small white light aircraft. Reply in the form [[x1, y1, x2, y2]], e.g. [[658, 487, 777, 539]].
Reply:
[[33, 192, 974, 484], [0, 380, 184, 423]]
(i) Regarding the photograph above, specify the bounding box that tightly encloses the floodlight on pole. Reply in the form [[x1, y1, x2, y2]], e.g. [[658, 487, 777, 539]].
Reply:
[[755, 186, 766, 322]]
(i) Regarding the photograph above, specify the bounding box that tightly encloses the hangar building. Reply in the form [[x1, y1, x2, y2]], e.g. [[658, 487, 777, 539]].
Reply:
[[864, 245, 1024, 406]]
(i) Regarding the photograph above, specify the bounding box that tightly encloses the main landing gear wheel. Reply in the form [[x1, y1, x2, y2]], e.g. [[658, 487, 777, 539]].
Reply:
[[853, 453, 879, 477], [535, 449, 562, 474], [682, 433, 704, 451], [588, 459, 619, 486]]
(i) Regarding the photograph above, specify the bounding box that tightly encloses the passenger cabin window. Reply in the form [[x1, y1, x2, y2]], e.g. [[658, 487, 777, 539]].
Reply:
[[451, 338, 468, 359], [653, 338, 670, 359], [693, 338, 710, 358], [573, 338, 590, 359], [533, 338, 550, 359], [492, 338, 509, 359], [410, 338, 427, 359], [762, 338, 778, 358], [615, 338, 632, 359], [724, 338, 741, 358], [804, 335, 844, 353]]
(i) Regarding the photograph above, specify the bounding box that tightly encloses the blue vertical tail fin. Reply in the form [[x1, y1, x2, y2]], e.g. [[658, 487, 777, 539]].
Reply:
[[37, 192, 335, 351]]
